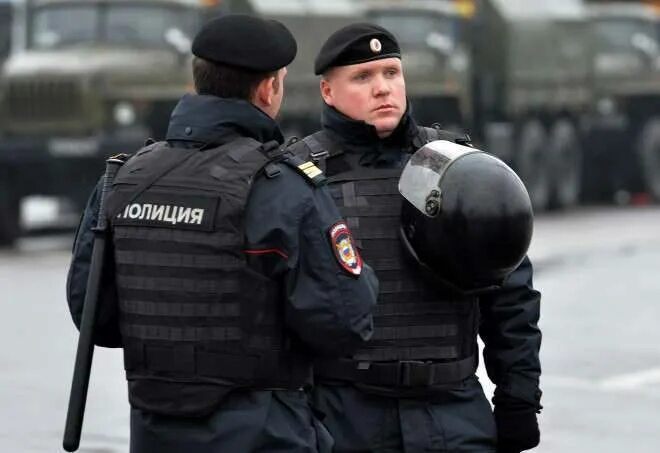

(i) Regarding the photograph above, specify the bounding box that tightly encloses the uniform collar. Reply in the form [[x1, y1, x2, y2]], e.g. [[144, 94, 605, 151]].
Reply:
[[166, 94, 284, 147], [320, 102, 417, 152]]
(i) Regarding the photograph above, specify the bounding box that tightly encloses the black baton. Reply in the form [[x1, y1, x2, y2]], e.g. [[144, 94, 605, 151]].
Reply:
[[63, 156, 125, 452]]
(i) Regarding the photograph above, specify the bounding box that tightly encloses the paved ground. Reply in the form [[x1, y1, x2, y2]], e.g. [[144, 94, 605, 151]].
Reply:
[[1, 205, 660, 452]]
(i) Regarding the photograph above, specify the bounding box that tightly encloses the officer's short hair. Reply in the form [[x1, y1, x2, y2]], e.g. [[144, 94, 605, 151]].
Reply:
[[192, 57, 280, 101]]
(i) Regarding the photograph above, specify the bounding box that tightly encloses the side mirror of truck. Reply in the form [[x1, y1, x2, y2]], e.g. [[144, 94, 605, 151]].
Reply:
[[164, 28, 191, 62]]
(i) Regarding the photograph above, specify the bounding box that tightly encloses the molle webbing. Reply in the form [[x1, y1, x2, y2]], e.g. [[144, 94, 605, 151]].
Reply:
[[295, 129, 479, 386], [109, 138, 311, 394]]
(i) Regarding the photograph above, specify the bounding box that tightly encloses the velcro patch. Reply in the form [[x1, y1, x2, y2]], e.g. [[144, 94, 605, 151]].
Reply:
[[329, 221, 362, 276], [112, 192, 218, 231]]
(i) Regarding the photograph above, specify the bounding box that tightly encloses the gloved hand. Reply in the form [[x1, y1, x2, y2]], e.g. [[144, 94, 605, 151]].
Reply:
[[493, 393, 540, 452]]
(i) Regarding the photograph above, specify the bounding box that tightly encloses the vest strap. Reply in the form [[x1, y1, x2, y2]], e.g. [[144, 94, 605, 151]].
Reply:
[[106, 144, 198, 220], [125, 342, 312, 389], [314, 354, 477, 387]]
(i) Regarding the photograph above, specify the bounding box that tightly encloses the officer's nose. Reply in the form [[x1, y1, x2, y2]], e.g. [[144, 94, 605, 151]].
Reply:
[[372, 75, 390, 97]]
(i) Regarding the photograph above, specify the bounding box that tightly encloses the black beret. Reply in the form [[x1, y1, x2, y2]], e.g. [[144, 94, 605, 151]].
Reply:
[[314, 23, 401, 75], [192, 14, 297, 72]]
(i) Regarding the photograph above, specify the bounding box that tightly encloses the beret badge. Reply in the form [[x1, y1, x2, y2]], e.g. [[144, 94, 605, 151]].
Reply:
[[370, 38, 382, 53]]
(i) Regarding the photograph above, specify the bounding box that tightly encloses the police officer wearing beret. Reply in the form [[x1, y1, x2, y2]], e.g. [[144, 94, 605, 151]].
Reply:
[[66, 15, 378, 452], [289, 23, 542, 452]]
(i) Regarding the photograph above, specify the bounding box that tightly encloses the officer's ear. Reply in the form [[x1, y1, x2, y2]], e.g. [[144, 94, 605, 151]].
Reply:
[[254, 76, 275, 106], [254, 70, 282, 107], [320, 73, 334, 106]]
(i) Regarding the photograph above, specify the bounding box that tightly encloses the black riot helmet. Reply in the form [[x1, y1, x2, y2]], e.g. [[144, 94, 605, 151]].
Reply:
[[399, 140, 533, 293]]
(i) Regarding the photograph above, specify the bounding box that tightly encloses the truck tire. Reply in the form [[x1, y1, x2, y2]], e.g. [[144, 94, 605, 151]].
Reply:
[[0, 186, 20, 247], [549, 119, 582, 209], [637, 118, 660, 201], [515, 120, 550, 212]]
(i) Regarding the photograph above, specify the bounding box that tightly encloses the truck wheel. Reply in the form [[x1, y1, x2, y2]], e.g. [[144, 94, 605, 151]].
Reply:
[[637, 118, 660, 201], [515, 120, 550, 212], [549, 119, 582, 209], [0, 189, 20, 247]]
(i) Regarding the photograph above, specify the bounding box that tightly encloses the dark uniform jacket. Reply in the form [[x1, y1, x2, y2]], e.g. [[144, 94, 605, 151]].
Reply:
[[290, 103, 542, 452], [66, 94, 379, 453]]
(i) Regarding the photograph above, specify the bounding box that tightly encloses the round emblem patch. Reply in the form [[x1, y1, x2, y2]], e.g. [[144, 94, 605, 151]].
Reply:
[[329, 221, 363, 276], [370, 38, 382, 53]]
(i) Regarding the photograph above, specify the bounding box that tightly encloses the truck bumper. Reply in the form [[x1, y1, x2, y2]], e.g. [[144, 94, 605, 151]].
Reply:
[[0, 129, 146, 203]]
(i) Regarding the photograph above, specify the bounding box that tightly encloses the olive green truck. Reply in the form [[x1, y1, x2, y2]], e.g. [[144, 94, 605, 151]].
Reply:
[[3, 0, 660, 245], [367, 0, 660, 211]]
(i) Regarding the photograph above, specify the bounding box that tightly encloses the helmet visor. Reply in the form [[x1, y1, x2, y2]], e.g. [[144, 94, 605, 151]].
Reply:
[[399, 140, 478, 216]]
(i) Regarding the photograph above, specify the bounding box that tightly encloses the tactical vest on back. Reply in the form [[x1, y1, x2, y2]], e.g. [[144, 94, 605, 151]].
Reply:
[[290, 127, 478, 389], [106, 138, 311, 416]]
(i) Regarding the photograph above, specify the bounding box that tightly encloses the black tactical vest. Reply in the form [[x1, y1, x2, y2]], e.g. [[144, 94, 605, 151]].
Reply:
[[106, 138, 312, 416], [290, 127, 478, 389]]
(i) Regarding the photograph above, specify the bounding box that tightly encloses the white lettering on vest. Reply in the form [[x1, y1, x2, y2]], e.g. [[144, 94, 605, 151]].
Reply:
[[117, 203, 205, 226]]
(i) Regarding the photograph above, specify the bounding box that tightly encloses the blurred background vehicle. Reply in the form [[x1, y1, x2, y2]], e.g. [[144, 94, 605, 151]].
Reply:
[[0, 0, 362, 246], [585, 0, 660, 204], [2, 0, 660, 245], [366, 0, 660, 213], [0, 0, 234, 246], [0, 0, 13, 63]]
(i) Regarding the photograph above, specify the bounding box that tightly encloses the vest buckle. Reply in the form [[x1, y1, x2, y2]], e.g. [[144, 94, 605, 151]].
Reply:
[[399, 360, 434, 387], [310, 150, 329, 163]]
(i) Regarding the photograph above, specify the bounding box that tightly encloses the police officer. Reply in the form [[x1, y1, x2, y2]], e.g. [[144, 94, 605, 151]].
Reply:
[[66, 15, 378, 453], [289, 23, 542, 452]]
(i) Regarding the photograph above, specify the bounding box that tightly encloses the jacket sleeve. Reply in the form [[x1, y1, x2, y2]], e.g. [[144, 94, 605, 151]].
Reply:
[[245, 168, 378, 357], [66, 177, 122, 348], [479, 256, 542, 407]]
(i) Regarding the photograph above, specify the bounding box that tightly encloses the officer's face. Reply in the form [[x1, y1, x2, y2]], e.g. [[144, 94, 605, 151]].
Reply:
[[320, 58, 406, 138]]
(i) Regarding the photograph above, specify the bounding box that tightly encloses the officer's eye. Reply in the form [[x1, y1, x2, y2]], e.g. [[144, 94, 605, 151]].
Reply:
[[353, 72, 370, 82], [385, 68, 399, 77]]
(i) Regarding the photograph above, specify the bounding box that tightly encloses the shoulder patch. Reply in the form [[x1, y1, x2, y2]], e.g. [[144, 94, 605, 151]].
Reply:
[[297, 161, 323, 180], [281, 154, 327, 186], [329, 221, 363, 277]]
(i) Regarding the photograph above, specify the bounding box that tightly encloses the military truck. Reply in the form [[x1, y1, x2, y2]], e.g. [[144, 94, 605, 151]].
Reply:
[[0, 0, 363, 246], [584, 0, 660, 202], [366, 0, 591, 211], [0, 0, 255, 245], [248, 0, 365, 136], [0, 1, 13, 63]]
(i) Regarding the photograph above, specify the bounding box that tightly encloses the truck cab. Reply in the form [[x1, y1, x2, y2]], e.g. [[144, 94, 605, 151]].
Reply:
[[0, 0, 237, 245]]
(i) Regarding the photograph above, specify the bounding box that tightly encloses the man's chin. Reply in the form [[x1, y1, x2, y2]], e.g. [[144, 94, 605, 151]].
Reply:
[[372, 119, 400, 137]]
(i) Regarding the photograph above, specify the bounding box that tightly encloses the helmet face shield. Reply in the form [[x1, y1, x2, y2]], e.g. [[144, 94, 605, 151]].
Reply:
[[399, 141, 479, 218], [399, 139, 533, 291]]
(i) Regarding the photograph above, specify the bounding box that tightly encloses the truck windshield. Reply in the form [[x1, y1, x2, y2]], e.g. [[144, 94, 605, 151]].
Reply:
[[593, 18, 658, 56], [371, 13, 459, 54], [30, 3, 198, 50]]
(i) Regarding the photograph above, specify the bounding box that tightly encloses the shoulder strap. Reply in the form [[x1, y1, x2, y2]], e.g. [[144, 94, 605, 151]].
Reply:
[[414, 126, 473, 150], [224, 136, 270, 163], [106, 142, 198, 220], [298, 131, 344, 173]]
